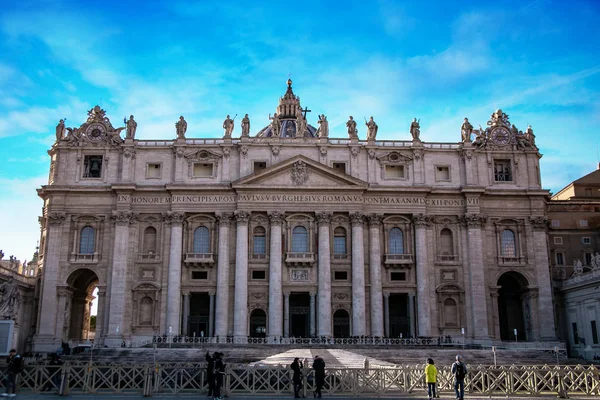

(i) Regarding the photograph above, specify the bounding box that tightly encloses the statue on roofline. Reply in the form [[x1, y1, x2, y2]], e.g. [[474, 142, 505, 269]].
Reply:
[[241, 114, 250, 137], [346, 116, 358, 139], [461, 118, 473, 142], [176, 116, 187, 139], [410, 118, 420, 141], [365, 116, 378, 141], [223, 114, 235, 139]]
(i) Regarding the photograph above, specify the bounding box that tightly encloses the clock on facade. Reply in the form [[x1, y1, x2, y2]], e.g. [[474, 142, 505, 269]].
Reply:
[[491, 127, 510, 145], [86, 123, 106, 142]]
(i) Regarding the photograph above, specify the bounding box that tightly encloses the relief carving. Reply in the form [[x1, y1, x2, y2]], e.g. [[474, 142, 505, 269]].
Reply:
[[268, 211, 285, 225], [366, 213, 384, 226], [291, 160, 309, 185], [315, 212, 332, 225], [111, 211, 136, 226], [216, 213, 233, 226], [459, 213, 487, 228], [412, 213, 432, 227], [162, 212, 186, 226], [47, 213, 67, 225], [349, 212, 364, 226], [529, 216, 548, 230], [234, 210, 250, 224]]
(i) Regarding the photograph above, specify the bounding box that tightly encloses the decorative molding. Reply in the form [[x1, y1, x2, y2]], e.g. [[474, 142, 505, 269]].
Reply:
[[529, 216, 548, 230], [111, 211, 136, 226], [216, 213, 233, 226], [271, 146, 281, 156], [123, 147, 136, 159], [367, 213, 384, 227], [368, 148, 376, 159], [319, 146, 327, 157], [240, 145, 248, 158], [162, 212, 185, 226], [460, 213, 487, 228], [350, 147, 360, 158], [268, 211, 285, 225], [291, 160, 309, 185], [315, 211, 333, 225], [222, 147, 231, 159], [413, 149, 423, 161], [412, 213, 432, 227], [333, 293, 348, 300], [234, 210, 250, 224], [174, 148, 185, 158], [251, 292, 266, 299], [47, 212, 67, 226], [349, 212, 364, 226]]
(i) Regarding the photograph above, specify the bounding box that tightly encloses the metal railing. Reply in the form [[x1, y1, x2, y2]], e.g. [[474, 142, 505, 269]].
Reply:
[[11, 362, 600, 396]]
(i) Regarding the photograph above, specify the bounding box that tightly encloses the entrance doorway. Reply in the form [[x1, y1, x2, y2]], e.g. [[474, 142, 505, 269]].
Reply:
[[389, 294, 410, 338], [66, 268, 99, 341], [498, 272, 528, 341], [333, 309, 350, 338], [189, 293, 210, 337], [249, 309, 267, 337], [290, 293, 310, 337]]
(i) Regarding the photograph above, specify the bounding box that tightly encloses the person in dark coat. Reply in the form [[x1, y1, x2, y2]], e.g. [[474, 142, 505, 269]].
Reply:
[[213, 352, 225, 400], [312, 355, 325, 398], [290, 357, 304, 398], [4, 348, 23, 396], [205, 351, 216, 397]]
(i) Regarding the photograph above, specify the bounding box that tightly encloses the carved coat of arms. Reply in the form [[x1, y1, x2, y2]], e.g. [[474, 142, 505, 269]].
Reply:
[[291, 161, 309, 185]]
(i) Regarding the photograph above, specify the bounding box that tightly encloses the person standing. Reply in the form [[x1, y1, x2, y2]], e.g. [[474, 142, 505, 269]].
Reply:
[[425, 358, 437, 400], [312, 355, 325, 398], [290, 357, 304, 398], [213, 352, 225, 400], [3, 348, 22, 397], [205, 351, 216, 398], [451, 355, 467, 400]]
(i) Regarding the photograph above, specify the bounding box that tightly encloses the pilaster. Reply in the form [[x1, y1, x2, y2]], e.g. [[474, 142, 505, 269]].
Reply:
[[367, 214, 384, 337], [413, 213, 432, 337], [268, 211, 284, 338], [316, 212, 332, 337], [233, 211, 250, 338], [215, 213, 232, 337], [530, 216, 556, 340], [163, 212, 185, 337], [350, 212, 366, 336]]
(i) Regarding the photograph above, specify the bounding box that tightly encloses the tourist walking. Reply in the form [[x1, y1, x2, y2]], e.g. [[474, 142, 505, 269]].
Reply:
[[3, 348, 22, 397], [213, 352, 226, 400], [312, 355, 325, 398], [425, 358, 437, 400], [205, 351, 216, 398], [290, 357, 304, 398], [451, 354, 467, 400]]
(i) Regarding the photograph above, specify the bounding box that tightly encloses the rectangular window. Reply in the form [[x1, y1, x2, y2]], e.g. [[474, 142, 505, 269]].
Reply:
[[582, 237, 591, 245], [334, 271, 348, 280], [580, 220, 588, 227], [253, 236, 266, 255], [555, 252, 564, 265], [253, 161, 267, 173], [592, 320, 598, 344], [551, 220, 560, 228], [332, 162, 346, 174], [83, 155, 103, 178], [252, 270, 266, 280], [553, 237, 563, 245], [584, 252, 592, 266], [333, 237, 346, 255], [494, 159, 512, 182], [193, 163, 214, 177], [191, 271, 208, 280], [435, 166, 450, 181], [390, 272, 406, 281], [146, 163, 162, 179], [385, 165, 405, 178], [572, 323, 579, 344]]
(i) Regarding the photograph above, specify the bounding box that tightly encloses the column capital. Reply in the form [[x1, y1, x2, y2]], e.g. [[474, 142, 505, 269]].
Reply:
[[57, 286, 74, 297], [216, 212, 233, 226], [208, 290, 216, 296], [111, 211, 137, 226], [162, 211, 186, 226], [412, 213, 432, 227], [234, 210, 250, 224], [383, 291, 390, 298], [315, 211, 333, 225], [283, 291, 291, 297], [182, 290, 190, 297], [47, 212, 67, 225], [459, 213, 487, 228], [366, 213, 384, 227], [350, 212, 365, 226], [268, 211, 285, 225], [309, 291, 316, 297], [529, 216, 549, 231]]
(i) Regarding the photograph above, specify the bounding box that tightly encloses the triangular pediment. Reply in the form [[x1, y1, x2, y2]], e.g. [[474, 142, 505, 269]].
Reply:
[[232, 155, 367, 189]]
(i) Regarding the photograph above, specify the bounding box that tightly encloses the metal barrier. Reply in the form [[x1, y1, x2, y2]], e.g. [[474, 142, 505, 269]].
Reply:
[[8, 362, 600, 397]]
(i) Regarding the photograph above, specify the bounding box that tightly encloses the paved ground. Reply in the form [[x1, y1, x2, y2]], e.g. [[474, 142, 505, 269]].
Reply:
[[5, 394, 592, 399]]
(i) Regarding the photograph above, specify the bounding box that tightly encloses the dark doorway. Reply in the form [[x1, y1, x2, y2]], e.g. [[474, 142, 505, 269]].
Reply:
[[498, 272, 528, 341], [290, 293, 310, 337], [389, 294, 410, 338], [189, 292, 210, 337], [333, 309, 350, 338], [66, 268, 99, 341], [249, 309, 267, 337]]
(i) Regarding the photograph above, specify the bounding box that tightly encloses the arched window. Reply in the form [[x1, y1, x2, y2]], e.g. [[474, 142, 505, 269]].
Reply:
[[143, 226, 157, 253], [440, 228, 453, 255], [139, 296, 153, 325], [443, 298, 458, 327], [388, 228, 404, 254], [193, 226, 210, 253], [333, 227, 347, 255], [79, 226, 95, 254], [292, 226, 308, 252], [253, 226, 266, 255], [501, 229, 516, 257]]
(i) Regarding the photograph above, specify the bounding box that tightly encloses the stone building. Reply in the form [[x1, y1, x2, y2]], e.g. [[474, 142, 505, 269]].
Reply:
[[33, 80, 556, 351], [549, 168, 600, 359]]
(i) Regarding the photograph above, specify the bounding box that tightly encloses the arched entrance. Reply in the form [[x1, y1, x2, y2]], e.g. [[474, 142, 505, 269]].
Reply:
[[66, 268, 99, 341], [333, 309, 350, 338], [497, 272, 529, 341], [249, 309, 267, 337]]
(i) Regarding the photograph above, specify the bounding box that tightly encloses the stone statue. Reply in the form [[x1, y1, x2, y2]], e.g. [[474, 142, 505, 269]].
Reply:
[[461, 118, 473, 142], [241, 114, 250, 137], [525, 125, 535, 146], [175, 116, 187, 139], [473, 125, 486, 147], [365, 116, 378, 141], [410, 118, 420, 141], [269, 113, 281, 137], [0, 279, 19, 319], [573, 259, 584, 274], [346, 116, 358, 139], [317, 114, 329, 138], [223, 114, 234, 139], [295, 107, 306, 138], [126, 115, 137, 139], [55, 119, 65, 141]]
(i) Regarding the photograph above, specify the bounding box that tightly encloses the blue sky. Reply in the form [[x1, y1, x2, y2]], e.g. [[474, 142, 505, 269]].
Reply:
[[1, 0, 599, 261]]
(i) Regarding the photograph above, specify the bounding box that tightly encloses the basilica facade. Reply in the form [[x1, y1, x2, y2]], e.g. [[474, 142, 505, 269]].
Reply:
[[33, 80, 556, 350]]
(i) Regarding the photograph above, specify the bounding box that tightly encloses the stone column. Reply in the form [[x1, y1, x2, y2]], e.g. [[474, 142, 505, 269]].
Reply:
[[182, 292, 190, 336], [215, 213, 232, 338], [268, 211, 285, 339], [106, 211, 135, 346], [489, 286, 501, 340], [284, 291, 290, 338], [34, 212, 66, 351], [233, 211, 250, 339], [413, 214, 432, 337], [165, 212, 185, 336], [530, 216, 556, 340], [383, 292, 390, 337], [95, 286, 107, 343], [209, 291, 215, 337], [310, 291, 316, 337], [54, 287, 73, 342], [409, 294, 416, 338], [367, 214, 384, 337], [350, 212, 366, 336], [462, 213, 489, 339], [316, 212, 333, 337]]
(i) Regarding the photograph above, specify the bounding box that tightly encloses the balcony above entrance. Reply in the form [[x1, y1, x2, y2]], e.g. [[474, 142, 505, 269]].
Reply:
[[184, 252, 215, 268], [285, 252, 315, 267]]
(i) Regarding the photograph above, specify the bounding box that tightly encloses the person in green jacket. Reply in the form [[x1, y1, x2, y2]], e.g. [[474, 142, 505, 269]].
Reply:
[[425, 358, 437, 400]]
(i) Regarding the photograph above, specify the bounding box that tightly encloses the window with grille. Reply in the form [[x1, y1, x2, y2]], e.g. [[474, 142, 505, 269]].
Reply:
[[291, 226, 308, 252], [556, 252, 564, 265], [333, 227, 347, 255], [440, 228, 453, 255], [143, 226, 157, 253], [580, 220, 588, 227], [253, 226, 266, 255], [494, 159, 512, 182], [388, 228, 404, 254], [500, 229, 516, 257], [193, 226, 210, 253], [582, 237, 591, 245], [79, 226, 95, 254]]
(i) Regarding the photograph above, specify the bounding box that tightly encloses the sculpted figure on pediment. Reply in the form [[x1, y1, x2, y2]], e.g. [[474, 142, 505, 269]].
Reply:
[[461, 118, 473, 142], [176, 116, 187, 139], [295, 107, 306, 138], [346, 116, 358, 139], [126, 115, 137, 139], [223, 115, 234, 139], [241, 114, 250, 137], [56, 119, 65, 141], [317, 114, 329, 138], [269, 113, 281, 137], [365, 116, 378, 141], [409, 118, 420, 141]]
